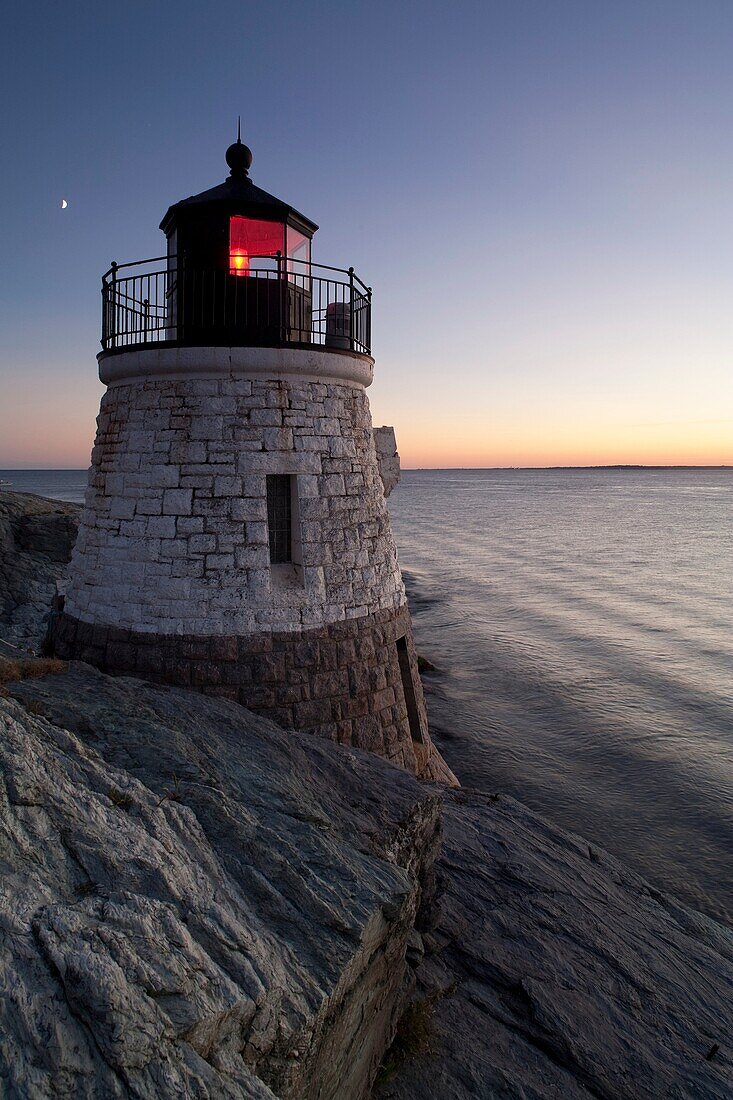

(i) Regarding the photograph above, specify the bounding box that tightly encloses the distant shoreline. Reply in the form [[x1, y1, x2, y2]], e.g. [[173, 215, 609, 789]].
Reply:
[[1, 464, 731, 474], [403, 464, 732, 472]]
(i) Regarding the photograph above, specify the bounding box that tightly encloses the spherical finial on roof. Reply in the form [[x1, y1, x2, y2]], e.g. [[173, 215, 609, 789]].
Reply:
[[226, 137, 252, 179], [226, 119, 252, 179]]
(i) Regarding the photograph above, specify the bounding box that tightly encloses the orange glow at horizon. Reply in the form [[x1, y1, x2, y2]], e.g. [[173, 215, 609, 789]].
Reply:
[[392, 420, 733, 469], [2, 441, 730, 471]]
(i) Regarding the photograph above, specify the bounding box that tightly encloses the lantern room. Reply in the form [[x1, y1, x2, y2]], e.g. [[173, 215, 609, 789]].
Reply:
[[100, 133, 372, 356]]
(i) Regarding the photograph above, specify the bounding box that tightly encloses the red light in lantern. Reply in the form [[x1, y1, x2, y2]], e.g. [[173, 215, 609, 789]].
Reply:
[[230, 249, 249, 276], [229, 216, 284, 276]]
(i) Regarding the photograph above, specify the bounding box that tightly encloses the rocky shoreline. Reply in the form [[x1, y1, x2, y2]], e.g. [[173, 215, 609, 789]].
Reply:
[[0, 491, 731, 1098], [0, 492, 79, 653]]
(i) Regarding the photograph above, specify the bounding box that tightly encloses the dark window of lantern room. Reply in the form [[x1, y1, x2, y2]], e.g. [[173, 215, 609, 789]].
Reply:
[[266, 475, 292, 563]]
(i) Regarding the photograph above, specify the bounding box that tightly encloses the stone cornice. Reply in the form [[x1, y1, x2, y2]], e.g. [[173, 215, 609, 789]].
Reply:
[[98, 346, 374, 388]]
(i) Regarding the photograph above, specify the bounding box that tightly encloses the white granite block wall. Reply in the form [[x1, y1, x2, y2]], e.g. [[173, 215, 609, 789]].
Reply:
[[65, 376, 406, 636]]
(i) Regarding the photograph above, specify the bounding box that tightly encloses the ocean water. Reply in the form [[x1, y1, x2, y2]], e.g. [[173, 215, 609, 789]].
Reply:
[[389, 468, 733, 925], [3, 465, 731, 922], [0, 469, 88, 505]]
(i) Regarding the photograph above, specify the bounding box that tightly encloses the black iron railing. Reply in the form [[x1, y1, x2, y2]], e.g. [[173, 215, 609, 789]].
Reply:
[[101, 255, 372, 356]]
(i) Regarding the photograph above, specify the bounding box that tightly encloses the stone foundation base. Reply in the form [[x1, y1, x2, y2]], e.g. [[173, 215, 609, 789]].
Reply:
[[50, 605, 457, 786]]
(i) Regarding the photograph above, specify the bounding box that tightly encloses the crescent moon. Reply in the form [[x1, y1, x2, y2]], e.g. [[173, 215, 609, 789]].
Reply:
[[61, 199, 68, 209]]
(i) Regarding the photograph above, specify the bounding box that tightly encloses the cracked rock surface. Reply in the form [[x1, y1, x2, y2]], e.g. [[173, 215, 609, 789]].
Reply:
[[1, 665, 441, 1099], [378, 789, 733, 1099]]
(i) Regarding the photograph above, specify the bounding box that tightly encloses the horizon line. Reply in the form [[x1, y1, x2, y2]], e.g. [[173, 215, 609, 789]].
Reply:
[[1, 464, 731, 473]]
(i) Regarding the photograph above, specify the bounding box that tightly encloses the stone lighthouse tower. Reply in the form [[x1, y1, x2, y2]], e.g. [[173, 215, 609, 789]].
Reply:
[[52, 134, 456, 785]]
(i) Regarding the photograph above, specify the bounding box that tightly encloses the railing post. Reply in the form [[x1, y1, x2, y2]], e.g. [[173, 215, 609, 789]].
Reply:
[[276, 250, 285, 344], [348, 267, 355, 353], [178, 259, 185, 343], [109, 261, 118, 349], [367, 286, 372, 356]]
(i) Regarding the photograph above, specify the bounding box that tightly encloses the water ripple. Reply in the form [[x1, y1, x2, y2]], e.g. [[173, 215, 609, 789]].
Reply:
[[391, 468, 733, 925]]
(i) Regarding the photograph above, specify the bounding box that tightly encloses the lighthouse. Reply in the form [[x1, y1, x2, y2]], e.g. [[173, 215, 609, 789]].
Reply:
[[51, 133, 456, 786]]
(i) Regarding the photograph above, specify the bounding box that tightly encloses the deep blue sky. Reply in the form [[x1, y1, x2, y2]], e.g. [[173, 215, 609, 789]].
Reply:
[[1, 1, 732, 465]]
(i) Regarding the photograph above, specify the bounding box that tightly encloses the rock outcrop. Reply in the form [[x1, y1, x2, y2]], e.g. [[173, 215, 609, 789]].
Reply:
[[379, 789, 733, 1099], [1, 664, 440, 1099], [3, 662, 732, 1099], [0, 492, 80, 652]]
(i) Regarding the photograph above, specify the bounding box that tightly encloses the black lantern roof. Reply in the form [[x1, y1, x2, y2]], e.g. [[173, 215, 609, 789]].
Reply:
[[159, 134, 318, 239]]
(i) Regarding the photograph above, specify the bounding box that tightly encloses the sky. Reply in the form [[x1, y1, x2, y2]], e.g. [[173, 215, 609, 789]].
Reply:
[[1, 0, 732, 469]]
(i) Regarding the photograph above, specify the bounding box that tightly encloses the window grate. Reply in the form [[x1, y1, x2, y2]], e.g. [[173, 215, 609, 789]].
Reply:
[[266, 474, 292, 564]]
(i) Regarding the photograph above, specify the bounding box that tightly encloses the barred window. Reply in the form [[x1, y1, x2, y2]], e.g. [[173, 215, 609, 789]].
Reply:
[[266, 474, 293, 564]]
